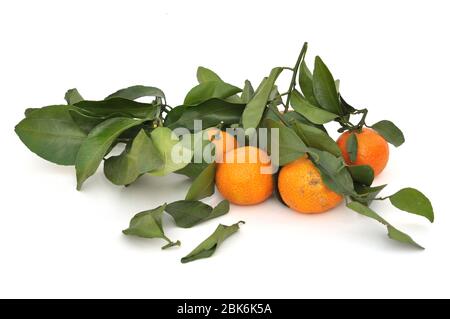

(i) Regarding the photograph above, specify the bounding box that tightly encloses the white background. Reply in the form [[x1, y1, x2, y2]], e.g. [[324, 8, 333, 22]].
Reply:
[[1, 0, 449, 298]]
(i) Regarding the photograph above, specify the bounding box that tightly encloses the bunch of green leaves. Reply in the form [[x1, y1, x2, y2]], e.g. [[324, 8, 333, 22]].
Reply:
[[15, 86, 196, 189]]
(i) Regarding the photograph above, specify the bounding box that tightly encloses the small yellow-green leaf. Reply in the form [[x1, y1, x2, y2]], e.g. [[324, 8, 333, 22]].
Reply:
[[64, 88, 84, 105]]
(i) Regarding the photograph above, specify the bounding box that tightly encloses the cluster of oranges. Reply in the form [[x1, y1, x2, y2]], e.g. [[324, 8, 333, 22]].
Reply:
[[208, 127, 389, 214]]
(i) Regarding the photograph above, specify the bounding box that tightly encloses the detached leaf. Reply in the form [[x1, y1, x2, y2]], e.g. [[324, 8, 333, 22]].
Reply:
[[313, 56, 342, 114], [185, 162, 216, 201], [123, 204, 180, 249], [15, 105, 87, 165], [181, 221, 244, 263], [184, 81, 242, 106], [166, 200, 230, 228], [389, 188, 434, 222], [196, 66, 222, 83], [104, 130, 164, 185], [241, 80, 255, 103], [242, 67, 283, 130], [105, 85, 165, 101], [75, 117, 145, 189], [348, 165, 374, 186], [148, 127, 192, 176], [347, 201, 423, 249], [290, 90, 338, 124], [264, 119, 308, 166], [346, 133, 358, 163], [293, 121, 341, 157], [65, 88, 84, 105], [371, 120, 405, 147]]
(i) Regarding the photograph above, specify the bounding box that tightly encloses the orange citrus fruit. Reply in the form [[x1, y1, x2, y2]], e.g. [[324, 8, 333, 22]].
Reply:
[[206, 128, 237, 162], [336, 128, 389, 176], [216, 146, 273, 205], [278, 156, 342, 214]]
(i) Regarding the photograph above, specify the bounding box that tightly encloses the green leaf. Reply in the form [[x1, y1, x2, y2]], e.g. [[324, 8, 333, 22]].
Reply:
[[389, 188, 434, 222], [148, 127, 192, 176], [347, 201, 424, 249], [292, 121, 341, 157], [281, 110, 327, 133], [371, 120, 405, 147], [165, 200, 230, 228], [311, 149, 355, 196], [75, 117, 145, 189], [64, 88, 84, 105], [290, 90, 338, 124], [185, 162, 216, 201], [348, 165, 374, 186], [74, 98, 160, 119], [241, 80, 255, 103], [298, 61, 318, 105], [175, 162, 210, 179], [181, 221, 244, 263], [353, 184, 386, 205], [346, 133, 358, 163], [263, 119, 308, 166], [242, 67, 283, 130], [68, 108, 112, 133], [184, 81, 242, 106], [15, 105, 87, 165], [24, 108, 39, 117], [105, 85, 165, 101], [123, 204, 180, 249], [196, 66, 222, 83], [104, 130, 164, 185], [166, 99, 245, 131], [313, 56, 342, 114]]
